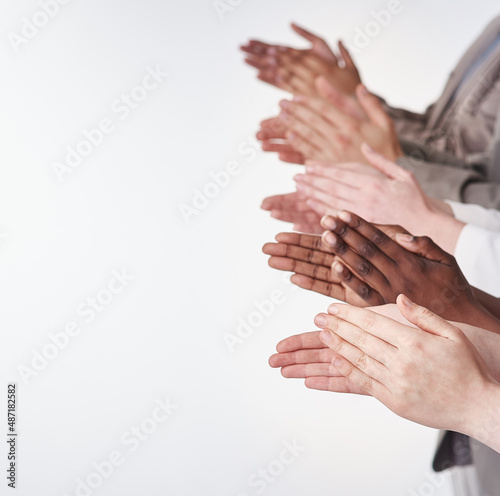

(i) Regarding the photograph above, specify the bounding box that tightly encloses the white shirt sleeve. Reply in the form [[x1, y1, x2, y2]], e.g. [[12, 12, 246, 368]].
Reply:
[[446, 200, 500, 231], [454, 223, 500, 297]]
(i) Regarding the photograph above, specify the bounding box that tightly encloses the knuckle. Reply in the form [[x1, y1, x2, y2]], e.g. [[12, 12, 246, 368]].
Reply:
[[357, 284, 373, 301], [361, 312, 377, 330], [356, 260, 372, 277], [360, 376, 373, 393], [355, 352, 368, 370], [353, 329, 368, 348]]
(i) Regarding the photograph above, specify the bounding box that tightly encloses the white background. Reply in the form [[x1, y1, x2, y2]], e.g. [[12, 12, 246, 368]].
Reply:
[[0, 1, 498, 495]]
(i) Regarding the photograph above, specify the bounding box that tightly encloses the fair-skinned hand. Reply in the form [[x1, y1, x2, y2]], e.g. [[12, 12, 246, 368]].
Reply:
[[293, 144, 461, 252], [241, 24, 361, 97], [260, 193, 323, 234], [268, 303, 408, 393], [312, 296, 500, 452], [278, 84, 402, 163], [256, 116, 305, 164]]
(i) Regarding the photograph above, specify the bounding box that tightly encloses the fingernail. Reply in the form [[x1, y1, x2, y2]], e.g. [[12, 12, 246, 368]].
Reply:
[[320, 330, 332, 342], [295, 182, 305, 192], [337, 210, 352, 223], [399, 294, 414, 308], [322, 216, 336, 230], [396, 233, 414, 243], [359, 84, 369, 96], [287, 131, 297, 141], [315, 314, 327, 327], [293, 174, 304, 182], [293, 95, 305, 103], [332, 357, 342, 367], [279, 110, 289, 120], [332, 262, 344, 274], [323, 231, 337, 247], [280, 100, 290, 110], [362, 142, 374, 153], [328, 304, 339, 314]]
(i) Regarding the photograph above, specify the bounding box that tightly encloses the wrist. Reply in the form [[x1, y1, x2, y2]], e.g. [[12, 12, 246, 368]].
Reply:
[[463, 380, 500, 451], [416, 211, 465, 255]]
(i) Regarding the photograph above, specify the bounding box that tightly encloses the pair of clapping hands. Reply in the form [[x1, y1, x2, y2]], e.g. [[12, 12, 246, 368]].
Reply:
[[262, 210, 500, 451]]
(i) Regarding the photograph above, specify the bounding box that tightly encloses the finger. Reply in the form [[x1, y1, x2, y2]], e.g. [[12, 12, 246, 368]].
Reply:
[[275, 330, 325, 352], [324, 210, 402, 265], [286, 130, 330, 162], [394, 233, 454, 265], [293, 223, 324, 234], [289, 273, 346, 300], [338, 41, 356, 69], [293, 93, 357, 131], [295, 172, 358, 199], [274, 232, 331, 251], [275, 68, 315, 95], [305, 197, 339, 217], [257, 69, 297, 93], [258, 117, 288, 140], [263, 240, 334, 267], [261, 142, 295, 154], [269, 348, 335, 368], [271, 209, 320, 225], [244, 55, 276, 71], [279, 150, 306, 164], [305, 162, 375, 185], [327, 302, 407, 346], [329, 355, 388, 397], [281, 363, 340, 378], [332, 261, 384, 306], [356, 85, 393, 130], [315, 76, 366, 121], [304, 376, 370, 395], [290, 22, 322, 44], [361, 143, 407, 180], [396, 294, 461, 340], [284, 100, 340, 146], [277, 53, 317, 84], [320, 219, 392, 291], [316, 315, 396, 370], [261, 192, 302, 211], [269, 256, 333, 282]]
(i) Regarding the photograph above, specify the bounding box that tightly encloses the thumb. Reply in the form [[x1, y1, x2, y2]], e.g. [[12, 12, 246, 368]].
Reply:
[[355, 84, 392, 129], [291, 23, 337, 63], [394, 233, 452, 264], [338, 40, 356, 69], [396, 294, 459, 339], [291, 22, 322, 43], [361, 143, 406, 179]]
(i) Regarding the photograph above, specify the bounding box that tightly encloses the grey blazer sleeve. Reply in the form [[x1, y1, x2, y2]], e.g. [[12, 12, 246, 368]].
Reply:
[[378, 96, 432, 137], [396, 140, 500, 207]]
